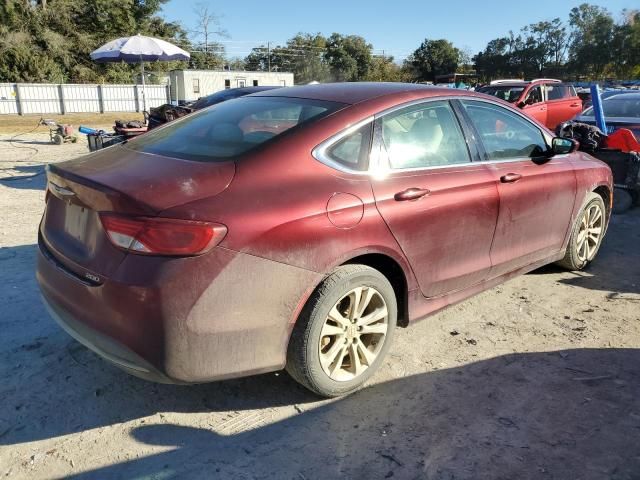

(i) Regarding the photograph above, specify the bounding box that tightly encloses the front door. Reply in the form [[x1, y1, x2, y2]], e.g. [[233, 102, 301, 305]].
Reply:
[[520, 85, 548, 127], [370, 100, 499, 298], [458, 99, 577, 277]]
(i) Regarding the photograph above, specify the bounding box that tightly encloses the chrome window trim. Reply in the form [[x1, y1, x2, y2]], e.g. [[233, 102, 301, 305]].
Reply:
[[311, 116, 375, 175], [312, 95, 557, 176]]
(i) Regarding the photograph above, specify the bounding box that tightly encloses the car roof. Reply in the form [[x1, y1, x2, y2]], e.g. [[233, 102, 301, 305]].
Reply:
[[250, 82, 442, 105]]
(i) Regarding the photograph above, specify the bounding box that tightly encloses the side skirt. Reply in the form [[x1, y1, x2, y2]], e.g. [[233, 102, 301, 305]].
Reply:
[[407, 252, 564, 323]]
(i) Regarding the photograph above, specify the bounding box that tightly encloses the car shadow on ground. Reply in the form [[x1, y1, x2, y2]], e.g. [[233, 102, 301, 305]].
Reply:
[[57, 348, 640, 480], [530, 210, 640, 297], [0, 139, 53, 146], [0, 164, 47, 189]]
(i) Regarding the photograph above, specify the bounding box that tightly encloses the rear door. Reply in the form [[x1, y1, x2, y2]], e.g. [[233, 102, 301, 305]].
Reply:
[[370, 100, 499, 298], [544, 83, 583, 129], [457, 99, 576, 277]]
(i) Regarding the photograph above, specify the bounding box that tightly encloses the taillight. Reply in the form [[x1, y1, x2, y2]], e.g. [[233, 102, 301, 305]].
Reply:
[[99, 213, 226, 256]]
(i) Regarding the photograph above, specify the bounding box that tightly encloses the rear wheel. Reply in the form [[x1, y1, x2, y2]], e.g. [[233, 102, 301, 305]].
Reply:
[[557, 192, 606, 270], [286, 265, 397, 397]]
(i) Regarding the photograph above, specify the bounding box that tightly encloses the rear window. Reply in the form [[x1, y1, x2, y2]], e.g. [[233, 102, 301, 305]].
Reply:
[[582, 97, 640, 118], [477, 86, 525, 103], [128, 97, 344, 162]]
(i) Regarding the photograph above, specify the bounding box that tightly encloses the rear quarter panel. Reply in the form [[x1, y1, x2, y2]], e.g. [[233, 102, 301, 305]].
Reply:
[[567, 152, 613, 241]]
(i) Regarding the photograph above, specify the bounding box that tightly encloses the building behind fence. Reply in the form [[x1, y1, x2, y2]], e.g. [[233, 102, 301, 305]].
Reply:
[[0, 83, 170, 115]]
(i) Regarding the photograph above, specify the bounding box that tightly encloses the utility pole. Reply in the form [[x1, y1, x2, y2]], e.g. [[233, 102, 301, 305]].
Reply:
[[267, 41, 271, 72]]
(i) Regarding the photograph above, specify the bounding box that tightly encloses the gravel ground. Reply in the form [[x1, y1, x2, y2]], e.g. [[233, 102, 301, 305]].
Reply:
[[1, 132, 639, 480]]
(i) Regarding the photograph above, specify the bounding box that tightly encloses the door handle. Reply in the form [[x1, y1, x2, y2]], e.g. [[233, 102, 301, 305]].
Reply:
[[500, 173, 522, 183], [570, 103, 581, 107], [394, 188, 430, 201]]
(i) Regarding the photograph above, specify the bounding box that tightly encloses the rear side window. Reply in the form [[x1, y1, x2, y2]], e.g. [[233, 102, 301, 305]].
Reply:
[[546, 84, 570, 101], [326, 124, 373, 171], [127, 97, 345, 162], [380, 101, 470, 169], [461, 100, 548, 160]]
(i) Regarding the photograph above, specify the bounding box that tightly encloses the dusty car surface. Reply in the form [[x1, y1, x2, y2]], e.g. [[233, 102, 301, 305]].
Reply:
[[478, 79, 583, 130], [37, 82, 612, 397]]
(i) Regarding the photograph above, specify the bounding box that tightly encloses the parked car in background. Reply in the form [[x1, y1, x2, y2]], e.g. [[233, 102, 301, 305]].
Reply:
[[574, 92, 640, 140], [37, 83, 612, 397], [147, 86, 281, 129], [478, 79, 583, 130]]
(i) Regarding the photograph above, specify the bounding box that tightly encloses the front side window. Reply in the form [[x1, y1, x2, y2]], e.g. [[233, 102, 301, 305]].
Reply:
[[524, 86, 543, 105], [379, 101, 470, 169], [461, 100, 548, 160], [127, 96, 345, 162]]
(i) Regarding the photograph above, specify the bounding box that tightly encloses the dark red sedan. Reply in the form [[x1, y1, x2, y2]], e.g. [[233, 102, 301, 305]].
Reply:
[[37, 83, 612, 397]]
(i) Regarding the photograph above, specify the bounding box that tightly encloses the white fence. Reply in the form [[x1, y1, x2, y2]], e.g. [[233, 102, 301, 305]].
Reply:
[[0, 83, 170, 115]]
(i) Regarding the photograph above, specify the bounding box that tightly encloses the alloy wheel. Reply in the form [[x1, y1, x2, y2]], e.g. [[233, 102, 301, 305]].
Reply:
[[576, 202, 603, 262], [318, 286, 389, 382]]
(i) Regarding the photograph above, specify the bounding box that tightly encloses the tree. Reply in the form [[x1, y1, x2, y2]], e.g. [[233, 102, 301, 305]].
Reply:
[[0, 0, 191, 83], [245, 33, 331, 83], [568, 4, 615, 79], [190, 3, 226, 69], [364, 55, 406, 82], [405, 39, 459, 82], [324, 33, 373, 81]]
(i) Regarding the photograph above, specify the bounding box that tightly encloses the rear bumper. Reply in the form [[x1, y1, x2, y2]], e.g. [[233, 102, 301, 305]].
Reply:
[[37, 236, 322, 384], [41, 293, 177, 383]]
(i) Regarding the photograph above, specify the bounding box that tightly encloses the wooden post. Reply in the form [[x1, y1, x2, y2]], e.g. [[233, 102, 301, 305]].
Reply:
[[15, 83, 24, 116], [58, 84, 66, 115], [97, 84, 105, 113]]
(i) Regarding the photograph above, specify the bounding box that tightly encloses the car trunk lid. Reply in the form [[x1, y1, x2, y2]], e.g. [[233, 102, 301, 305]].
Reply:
[[41, 145, 235, 280]]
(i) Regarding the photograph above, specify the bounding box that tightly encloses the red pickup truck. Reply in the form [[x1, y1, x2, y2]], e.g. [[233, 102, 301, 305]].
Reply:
[[478, 79, 583, 130]]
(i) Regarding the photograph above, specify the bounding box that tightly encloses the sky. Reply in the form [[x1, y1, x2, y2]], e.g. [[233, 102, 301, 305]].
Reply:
[[161, 0, 634, 61]]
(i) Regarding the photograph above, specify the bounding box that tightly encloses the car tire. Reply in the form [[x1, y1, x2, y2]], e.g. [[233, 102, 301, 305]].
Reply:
[[557, 192, 606, 271], [286, 264, 397, 398]]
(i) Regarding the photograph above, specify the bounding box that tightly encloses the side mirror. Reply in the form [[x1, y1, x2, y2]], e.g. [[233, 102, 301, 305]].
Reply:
[[551, 137, 577, 155], [516, 101, 526, 109]]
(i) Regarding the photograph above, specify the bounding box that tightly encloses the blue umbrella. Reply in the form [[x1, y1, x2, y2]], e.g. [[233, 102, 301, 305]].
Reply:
[[90, 34, 190, 112]]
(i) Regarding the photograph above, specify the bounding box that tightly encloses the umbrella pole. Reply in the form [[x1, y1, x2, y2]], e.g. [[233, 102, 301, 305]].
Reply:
[[140, 59, 147, 115]]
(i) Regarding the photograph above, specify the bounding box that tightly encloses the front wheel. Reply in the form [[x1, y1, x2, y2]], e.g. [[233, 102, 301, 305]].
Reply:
[[286, 265, 397, 397], [557, 192, 606, 270]]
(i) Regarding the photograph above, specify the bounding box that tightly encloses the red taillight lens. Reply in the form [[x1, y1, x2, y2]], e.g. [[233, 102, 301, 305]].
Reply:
[[99, 214, 226, 256]]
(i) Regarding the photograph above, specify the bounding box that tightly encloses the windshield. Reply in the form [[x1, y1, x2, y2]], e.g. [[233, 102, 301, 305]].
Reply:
[[582, 97, 640, 118], [128, 96, 345, 162], [478, 86, 525, 103]]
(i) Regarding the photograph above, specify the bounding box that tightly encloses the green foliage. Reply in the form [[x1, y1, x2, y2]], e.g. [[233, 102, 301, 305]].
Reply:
[[365, 56, 408, 82], [0, 0, 190, 83], [245, 33, 331, 83], [474, 4, 640, 81], [405, 39, 459, 82], [324, 34, 373, 81]]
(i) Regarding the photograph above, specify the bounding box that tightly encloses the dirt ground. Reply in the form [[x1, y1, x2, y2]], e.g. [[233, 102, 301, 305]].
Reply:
[[0, 113, 144, 134], [1, 131, 639, 480]]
